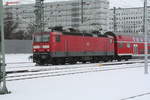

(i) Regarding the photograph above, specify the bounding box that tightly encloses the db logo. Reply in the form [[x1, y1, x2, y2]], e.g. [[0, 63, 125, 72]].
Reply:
[[86, 42, 90, 46]]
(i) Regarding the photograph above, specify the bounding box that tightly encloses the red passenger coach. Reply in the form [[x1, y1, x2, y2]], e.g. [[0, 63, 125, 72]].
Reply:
[[33, 31, 115, 65], [115, 35, 133, 60], [115, 34, 150, 60]]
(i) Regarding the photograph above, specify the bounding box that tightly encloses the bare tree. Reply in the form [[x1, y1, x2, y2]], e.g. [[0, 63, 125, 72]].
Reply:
[[0, 7, 25, 39], [4, 7, 19, 39], [26, 23, 36, 40]]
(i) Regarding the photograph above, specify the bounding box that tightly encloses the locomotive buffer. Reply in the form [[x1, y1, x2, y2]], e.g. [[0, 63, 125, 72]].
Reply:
[[0, 0, 9, 94]]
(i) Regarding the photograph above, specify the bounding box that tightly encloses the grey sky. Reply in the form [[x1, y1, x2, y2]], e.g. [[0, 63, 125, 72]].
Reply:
[[5, 0, 148, 8]]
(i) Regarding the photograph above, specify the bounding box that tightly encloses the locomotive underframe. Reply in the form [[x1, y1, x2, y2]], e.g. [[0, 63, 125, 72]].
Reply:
[[33, 52, 132, 65]]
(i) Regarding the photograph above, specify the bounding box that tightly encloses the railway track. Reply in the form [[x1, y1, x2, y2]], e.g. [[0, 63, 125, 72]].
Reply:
[[6, 59, 144, 70], [120, 92, 150, 100], [6, 60, 141, 74], [6, 61, 146, 81], [6, 59, 141, 68]]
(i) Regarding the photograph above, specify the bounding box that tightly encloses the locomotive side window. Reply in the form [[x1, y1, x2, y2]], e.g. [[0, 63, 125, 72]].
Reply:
[[110, 39, 113, 43], [34, 34, 50, 42], [119, 43, 123, 48], [42, 34, 50, 42], [127, 43, 131, 48], [34, 35, 41, 42], [56, 35, 61, 42]]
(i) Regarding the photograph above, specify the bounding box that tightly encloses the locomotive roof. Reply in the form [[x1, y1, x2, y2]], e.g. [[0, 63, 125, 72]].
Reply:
[[62, 31, 107, 37]]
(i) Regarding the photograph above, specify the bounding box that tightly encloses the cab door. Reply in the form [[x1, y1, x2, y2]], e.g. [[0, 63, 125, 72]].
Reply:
[[64, 40, 68, 56], [133, 44, 138, 54]]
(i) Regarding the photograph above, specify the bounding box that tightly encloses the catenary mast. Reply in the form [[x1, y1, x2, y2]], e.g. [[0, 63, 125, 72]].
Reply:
[[35, 0, 45, 33], [0, 0, 9, 94], [144, 0, 148, 74]]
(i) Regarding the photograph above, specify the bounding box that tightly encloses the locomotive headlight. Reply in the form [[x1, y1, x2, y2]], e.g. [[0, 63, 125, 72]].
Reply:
[[42, 45, 50, 49], [33, 50, 36, 52], [33, 45, 40, 49]]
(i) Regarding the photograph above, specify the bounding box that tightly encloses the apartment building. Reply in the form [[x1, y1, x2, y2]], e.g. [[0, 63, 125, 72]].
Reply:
[[109, 7, 150, 35], [5, 0, 109, 33]]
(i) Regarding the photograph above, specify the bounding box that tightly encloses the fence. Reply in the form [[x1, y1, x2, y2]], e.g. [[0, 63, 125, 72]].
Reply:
[[5, 40, 32, 54]]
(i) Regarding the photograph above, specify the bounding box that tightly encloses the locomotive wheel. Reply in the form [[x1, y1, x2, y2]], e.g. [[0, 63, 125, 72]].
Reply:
[[125, 58, 129, 61], [95, 60, 99, 63], [52, 62, 58, 65], [69, 60, 76, 64], [117, 58, 121, 62], [90, 57, 97, 63], [68, 58, 76, 64], [53, 58, 66, 65], [103, 58, 108, 62], [82, 61, 86, 64], [56, 59, 61, 65], [90, 60, 95, 63], [51, 59, 58, 65], [36, 60, 45, 66], [59, 58, 66, 65]]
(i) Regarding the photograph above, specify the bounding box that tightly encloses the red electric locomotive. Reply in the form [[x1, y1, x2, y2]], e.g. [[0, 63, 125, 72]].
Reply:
[[33, 29, 114, 65]]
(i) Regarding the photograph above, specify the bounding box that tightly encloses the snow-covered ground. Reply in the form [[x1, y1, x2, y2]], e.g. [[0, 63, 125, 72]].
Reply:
[[5, 54, 32, 63], [1, 54, 150, 100]]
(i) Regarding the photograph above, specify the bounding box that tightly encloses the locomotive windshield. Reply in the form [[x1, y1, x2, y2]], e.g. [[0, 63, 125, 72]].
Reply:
[[34, 34, 50, 42]]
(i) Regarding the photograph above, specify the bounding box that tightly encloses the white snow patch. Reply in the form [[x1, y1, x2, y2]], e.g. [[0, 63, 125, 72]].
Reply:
[[0, 54, 150, 100]]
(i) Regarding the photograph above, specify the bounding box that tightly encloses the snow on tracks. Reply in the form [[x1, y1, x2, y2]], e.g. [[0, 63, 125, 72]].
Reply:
[[6, 60, 146, 81]]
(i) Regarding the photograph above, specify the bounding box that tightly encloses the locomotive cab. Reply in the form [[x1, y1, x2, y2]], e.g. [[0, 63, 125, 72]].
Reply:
[[33, 32, 51, 52], [32, 32, 51, 65]]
